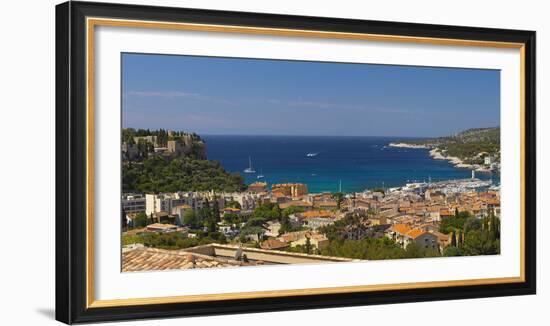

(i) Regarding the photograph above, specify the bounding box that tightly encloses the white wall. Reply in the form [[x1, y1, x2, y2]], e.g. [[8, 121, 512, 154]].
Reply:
[[0, 0, 546, 325]]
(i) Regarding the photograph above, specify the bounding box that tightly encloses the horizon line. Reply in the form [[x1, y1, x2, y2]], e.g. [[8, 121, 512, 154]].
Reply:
[[123, 126, 499, 139]]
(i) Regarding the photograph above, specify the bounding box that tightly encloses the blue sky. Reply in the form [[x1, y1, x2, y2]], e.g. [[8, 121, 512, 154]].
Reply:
[[122, 53, 499, 137]]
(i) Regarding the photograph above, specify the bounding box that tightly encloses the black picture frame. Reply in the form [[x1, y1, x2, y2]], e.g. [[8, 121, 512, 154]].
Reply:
[[56, 1, 536, 324]]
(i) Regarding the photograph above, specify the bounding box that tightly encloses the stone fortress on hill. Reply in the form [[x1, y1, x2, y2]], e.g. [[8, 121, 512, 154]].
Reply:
[[122, 130, 206, 161]]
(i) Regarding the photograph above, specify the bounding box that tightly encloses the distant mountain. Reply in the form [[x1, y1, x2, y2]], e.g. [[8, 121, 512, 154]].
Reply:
[[442, 127, 500, 144]]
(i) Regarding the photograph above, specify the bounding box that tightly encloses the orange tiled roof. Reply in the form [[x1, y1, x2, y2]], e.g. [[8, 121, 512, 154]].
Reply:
[[406, 229, 426, 239], [486, 199, 500, 205], [301, 210, 332, 218], [392, 223, 411, 235], [272, 191, 287, 198], [279, 201, 313, 209]]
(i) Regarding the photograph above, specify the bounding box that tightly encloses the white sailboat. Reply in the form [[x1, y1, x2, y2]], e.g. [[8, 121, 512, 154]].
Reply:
[[257, 168, 265, 179], [244, 156, 256, 173]]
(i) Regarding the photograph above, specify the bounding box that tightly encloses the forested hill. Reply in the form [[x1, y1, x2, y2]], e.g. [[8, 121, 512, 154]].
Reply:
[[122, 128, 246, 193], [396, 127, 500, 162], [122, 156, 246, 193], [434, 127, 500, 162], [445, 127, 499, 144]]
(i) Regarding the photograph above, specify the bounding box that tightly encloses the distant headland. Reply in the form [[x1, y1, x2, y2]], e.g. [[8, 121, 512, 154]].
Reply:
[[389, 127, 500, 172]]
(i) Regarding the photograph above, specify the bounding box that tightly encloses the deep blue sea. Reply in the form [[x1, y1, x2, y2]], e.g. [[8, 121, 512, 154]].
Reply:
[[203, 135, 497, 194]]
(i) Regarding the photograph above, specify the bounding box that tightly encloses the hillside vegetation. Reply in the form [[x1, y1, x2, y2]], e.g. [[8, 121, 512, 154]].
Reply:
[[123, 156, 246, 193], [405, 127, 500, 163], [122, 128, 245, 193]]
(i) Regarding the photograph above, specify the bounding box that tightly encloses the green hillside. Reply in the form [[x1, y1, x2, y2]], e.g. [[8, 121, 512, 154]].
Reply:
[[400, 127, 500, 163]]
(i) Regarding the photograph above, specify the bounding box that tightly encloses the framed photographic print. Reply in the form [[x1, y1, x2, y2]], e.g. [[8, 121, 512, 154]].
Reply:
[[55, 1, 536, 324]]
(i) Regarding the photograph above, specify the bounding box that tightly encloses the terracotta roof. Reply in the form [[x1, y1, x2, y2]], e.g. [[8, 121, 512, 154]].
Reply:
[[279, 201, 313, 209], [278, 231, 308, 242], [261, 239, 290, 250], [122, 247, 254, 272], [272, 191, 287, 198], [486, 199, 500, 205], [314, 200, 337, 207], [391, 223, 411, 235], [301, 210, 333, 219], [406, 229, 427, 239]]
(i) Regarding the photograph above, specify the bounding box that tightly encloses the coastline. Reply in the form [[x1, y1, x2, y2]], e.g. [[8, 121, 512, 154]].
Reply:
[[428, 148, 492, 172], [388, 142, 430, 149], [389, 142, 492, 172], [429, 148, 473, 169]]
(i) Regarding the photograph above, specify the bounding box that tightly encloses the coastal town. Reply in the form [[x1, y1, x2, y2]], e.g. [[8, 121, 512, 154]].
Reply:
[[121, 128, 501, 272]]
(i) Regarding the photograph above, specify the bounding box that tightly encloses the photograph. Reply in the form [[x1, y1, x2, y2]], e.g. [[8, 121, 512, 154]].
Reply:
[[120, 53, 502, 272], [51, 1, 537, 323]]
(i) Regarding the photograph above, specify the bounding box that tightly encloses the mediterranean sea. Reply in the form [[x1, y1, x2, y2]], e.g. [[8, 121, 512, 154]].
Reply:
[[203, 135, 498, 194]]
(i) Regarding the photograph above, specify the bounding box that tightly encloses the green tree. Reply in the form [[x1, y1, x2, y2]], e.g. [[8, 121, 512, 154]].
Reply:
[[404, 242, 440, 258], [183, 210, 200, 228], [252, 203, 281, 221], [439, 211, 472, 234], [332, 192, 344, 210], [134, 212, 148, 228], [463, 216, 482, 234], [281, 206, 305, 218], [242, 217, 269, 241], [212, 200, 221, 222], [122, 156, 246, 193], [450, 231, 457, 247], [204, 218, 217, 233], [223, 213, 240, 225], [461, 230, 499, 256], [489, 212, 500, 241], [321, 237, 405, 260], [304, 236, 312, 254], [225, 200, 241, 209], [443, 246, 461, 256]]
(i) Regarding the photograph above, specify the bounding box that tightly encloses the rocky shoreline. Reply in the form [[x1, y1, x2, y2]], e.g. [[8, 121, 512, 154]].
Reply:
[[388, 142, 430, 149], [429, 148, 492, 172], [389, 143, 492, 172]]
